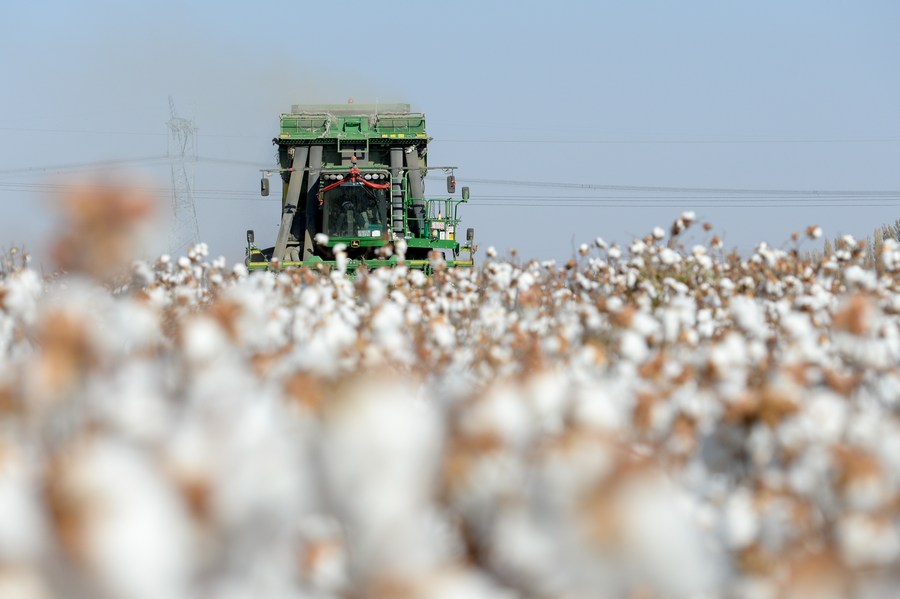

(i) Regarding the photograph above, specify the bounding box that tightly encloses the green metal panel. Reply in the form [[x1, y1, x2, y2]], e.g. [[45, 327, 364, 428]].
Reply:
[[278, 105, 427, 141]]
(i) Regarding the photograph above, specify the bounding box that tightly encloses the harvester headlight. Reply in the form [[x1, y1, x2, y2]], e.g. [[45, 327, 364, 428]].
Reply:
[[364, 174, 372, 180]]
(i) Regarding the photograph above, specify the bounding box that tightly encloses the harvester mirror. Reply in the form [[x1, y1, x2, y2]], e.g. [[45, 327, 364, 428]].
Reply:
[[446, 175, 456, 194], [461, 186, 470, 201], [260, 177, 270, 197], [466, 227, 475, 242], [246, 230, 255, 244]]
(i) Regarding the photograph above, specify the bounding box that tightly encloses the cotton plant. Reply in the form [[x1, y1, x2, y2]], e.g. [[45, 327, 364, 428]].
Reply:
[[3, 190, 900, 598]]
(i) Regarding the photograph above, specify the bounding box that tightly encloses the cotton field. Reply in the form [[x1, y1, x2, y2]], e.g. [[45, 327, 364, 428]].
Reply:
[[2, 190, 900, 599]]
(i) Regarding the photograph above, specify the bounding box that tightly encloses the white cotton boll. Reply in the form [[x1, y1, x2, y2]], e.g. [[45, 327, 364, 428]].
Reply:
[[0, 448, 45, 563], [595, 237, 607, 249], [802, 392, 847, 444], [607, 246, 622, 260], [747, 423, 776, 467], [182, 316, 229, 364], [630, 240, 647, 255], [837, 513, 900, 567], [363, 274, 386, 304], [210, 399, 312, 551], [131, 260, 155, 286], [487, 504, 561, 593], [111, 300, 162, 351], [231, 262, 248, 277], [681, 210, 696, 223], [611, 473, 722, 598], [524, 371, 569, 436], [730, 295, 768, 338], [659, 247, 680, 265], [2, 269, 42, 325], [781, 311, 813, 340], [90, 363, 173, 444], [460, 384, 534, 451], [619, 330, 649, 363], [843, 469, 892, 512], [626, 268, 638, 289], [517, 272, 535, 292], [843, 265, 876, 289], [606, 295, 623, 312], [722, 488, 760, 549], [422, 568, 519, 599], [314, 232, 330, 245], [431, 319, 456, 349], [409, 269, 427, 288], [177, 256, 191, 269], [319, 378, 451, 581], [652, 226, 665, 240], [631, 310, 660, 338], [59, 439, 193, 599], [486, 246, 498, 258], [709, 331, 749, 373]]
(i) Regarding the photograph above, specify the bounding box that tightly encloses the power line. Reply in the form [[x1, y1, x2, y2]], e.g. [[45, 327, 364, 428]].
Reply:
[[460, 178, 900, 196], [0, 155, 271, 179], [0, 125, 258, 139], [438, 137, 900, 145], [474, 194, 900, 204], [470, 202, 900, 208]]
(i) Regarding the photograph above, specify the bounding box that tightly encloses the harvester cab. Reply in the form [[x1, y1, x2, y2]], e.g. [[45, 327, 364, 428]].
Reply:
[[245, 103, 475, 274]]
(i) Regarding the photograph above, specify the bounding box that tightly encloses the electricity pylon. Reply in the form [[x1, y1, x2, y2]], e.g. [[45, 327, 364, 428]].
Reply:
[[167, 96, 199, 255]]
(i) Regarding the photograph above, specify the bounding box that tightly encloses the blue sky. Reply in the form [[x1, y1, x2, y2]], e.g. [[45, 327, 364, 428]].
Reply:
[[1, 0, 899, 263]]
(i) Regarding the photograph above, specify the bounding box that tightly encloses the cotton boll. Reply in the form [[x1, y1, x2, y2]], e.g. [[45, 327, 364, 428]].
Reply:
[[0, 444, 46, 563], [47, 438, 194, 599], [722, 487, 760, 549], [181, 316, 230, 364], [800, 392, 847, 444], [730, 295, 769, 339], [572, 381, 632, 433], [837, 513, 900, 567], [1, 269, 42, 326], [579, 468, 722, 598], [318, 377, 451, 583], [459, 383, 534, 451], [619, 331, 649, 363], [659, 247, 681, 265]]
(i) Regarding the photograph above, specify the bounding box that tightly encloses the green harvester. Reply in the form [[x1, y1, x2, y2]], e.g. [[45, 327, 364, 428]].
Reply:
[[246, 103, 475, 274]]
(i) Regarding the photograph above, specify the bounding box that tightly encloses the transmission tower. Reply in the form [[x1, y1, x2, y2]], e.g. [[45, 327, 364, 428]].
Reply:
[[167, 96, 199, 255]]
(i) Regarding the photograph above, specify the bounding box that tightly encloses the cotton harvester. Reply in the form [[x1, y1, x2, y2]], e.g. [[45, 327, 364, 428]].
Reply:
[[246, 103, 475, 274]]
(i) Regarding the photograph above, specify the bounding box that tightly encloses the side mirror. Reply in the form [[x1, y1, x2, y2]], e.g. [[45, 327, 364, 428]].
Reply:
[[446, 175, 456, 194], [261, 177, 270, 197], [247, 229, 255, 244], [466, 227, 475, 242], [461, 186, 470, 201]]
